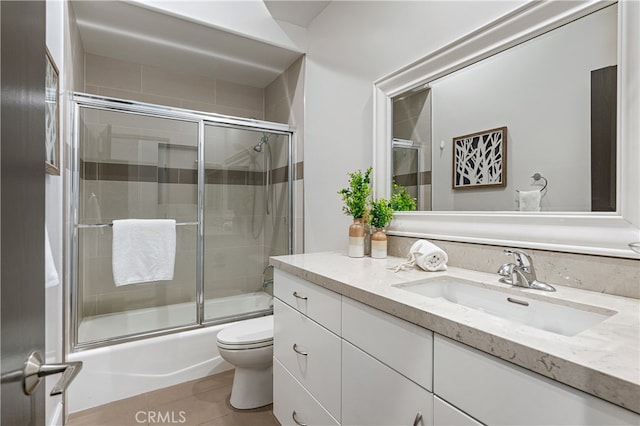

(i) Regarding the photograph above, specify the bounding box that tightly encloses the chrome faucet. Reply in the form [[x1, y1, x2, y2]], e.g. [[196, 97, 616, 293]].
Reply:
[[261, 264, 274, 292], [262, 278, 274, 290], [497, 249, 555, 292]]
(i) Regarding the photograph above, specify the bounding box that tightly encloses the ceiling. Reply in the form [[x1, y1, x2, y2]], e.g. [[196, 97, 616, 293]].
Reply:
[[264, 1, 330, 27], [72, 1, 329, 88]]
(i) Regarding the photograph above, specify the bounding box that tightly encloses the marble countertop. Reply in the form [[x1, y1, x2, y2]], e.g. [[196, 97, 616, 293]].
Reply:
[[270, 251, 640, 414]]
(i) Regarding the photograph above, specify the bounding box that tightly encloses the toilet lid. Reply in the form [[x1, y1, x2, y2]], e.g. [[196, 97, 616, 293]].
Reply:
[[217, 315, 273, 347]]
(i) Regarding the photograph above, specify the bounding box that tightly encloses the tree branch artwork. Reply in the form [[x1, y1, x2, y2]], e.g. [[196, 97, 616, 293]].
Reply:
[[453, 127, 507, 189]]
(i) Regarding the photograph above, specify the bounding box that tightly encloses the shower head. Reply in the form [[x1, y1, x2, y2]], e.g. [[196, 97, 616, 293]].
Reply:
[[253, 133, 271, 152]]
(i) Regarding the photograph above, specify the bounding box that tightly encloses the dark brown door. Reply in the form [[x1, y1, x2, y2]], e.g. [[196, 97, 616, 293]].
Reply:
[[1, 1, 47, 424], [591, 65, 617, 212]]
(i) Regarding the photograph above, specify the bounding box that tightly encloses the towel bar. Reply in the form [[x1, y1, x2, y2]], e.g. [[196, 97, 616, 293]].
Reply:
[[76, 222, 198, 229]]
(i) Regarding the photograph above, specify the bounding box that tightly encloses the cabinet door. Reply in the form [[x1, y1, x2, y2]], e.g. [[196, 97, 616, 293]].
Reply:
[[433, 396, 482, 426], [434, 335, 640, 426], [342, 297, 433, 391], [342, 340, 433, 426], [274, 299, 341, 420], [274, 270, 341, 334], [273, 358, 339, 426]]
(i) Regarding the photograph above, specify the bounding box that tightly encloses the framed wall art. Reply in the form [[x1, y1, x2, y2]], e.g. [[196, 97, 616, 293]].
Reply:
[[453, 126, 506, 189], [45, 48, 60, 175]]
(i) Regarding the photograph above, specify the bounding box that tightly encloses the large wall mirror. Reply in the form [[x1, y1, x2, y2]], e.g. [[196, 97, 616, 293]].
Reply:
[[374, 0, 639, 258]]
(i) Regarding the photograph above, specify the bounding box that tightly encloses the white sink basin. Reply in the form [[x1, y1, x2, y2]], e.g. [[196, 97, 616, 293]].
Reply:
[[393, 276, 614, 336]]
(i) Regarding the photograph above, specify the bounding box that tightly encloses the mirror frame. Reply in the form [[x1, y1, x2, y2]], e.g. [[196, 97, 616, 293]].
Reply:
[[373, 0, 639, 259]]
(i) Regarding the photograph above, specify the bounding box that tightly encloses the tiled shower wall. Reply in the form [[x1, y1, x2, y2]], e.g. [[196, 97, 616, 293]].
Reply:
[[265, 56, 305, 254], [84, 53, 265, 119], [78, 109, 200, 317], [79, 53, 304, 318], [393, 89, 432, 210]]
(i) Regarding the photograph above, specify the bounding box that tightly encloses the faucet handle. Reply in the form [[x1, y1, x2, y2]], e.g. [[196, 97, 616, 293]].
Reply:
[[497, 262, 518, 286], [497, 263, 515, 277], [503, 248, 532, 268]]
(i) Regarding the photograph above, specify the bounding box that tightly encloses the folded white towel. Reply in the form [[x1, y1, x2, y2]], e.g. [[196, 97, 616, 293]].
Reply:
[[519, 190, 541, 212], [112, 219, 176, 286], [393, 239, 448, 272], [45, 228, 59, 288]]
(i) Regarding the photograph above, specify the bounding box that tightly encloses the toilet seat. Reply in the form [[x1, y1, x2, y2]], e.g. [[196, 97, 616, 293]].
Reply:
[[217, 316, 273, 350]]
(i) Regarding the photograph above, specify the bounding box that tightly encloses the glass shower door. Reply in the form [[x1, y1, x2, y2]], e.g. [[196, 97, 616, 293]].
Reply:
[[202, 125, 290, 322], [75, 107, 199, 344]]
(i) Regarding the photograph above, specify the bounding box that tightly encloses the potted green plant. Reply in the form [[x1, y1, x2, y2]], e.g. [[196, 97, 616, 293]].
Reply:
[[369, 197, 394, 259], [338, 167, 372, 257], [390, 182, 417, 211]]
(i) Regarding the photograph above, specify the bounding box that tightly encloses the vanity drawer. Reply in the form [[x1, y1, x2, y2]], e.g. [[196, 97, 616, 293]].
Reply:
[[273, 298, 341, 420], [274, 269, 341, 334], [342, 297, 433, 391], [342, 340, 433, 426], [273, 358, 339, 426], [433, 334, 640, 426]]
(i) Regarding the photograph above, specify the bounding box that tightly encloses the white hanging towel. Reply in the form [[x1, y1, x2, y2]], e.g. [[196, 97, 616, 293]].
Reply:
[[519, 190, 541, 212], [112, 219, 176, 286], [45, 227, 59, 288]]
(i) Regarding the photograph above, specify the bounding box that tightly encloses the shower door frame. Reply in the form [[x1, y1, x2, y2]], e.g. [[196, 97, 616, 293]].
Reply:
[[69, 93, 294, 352]]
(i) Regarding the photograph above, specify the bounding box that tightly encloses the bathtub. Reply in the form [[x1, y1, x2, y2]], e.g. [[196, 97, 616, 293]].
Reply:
[[78, 292, 274, 343], [67, 292, 273, 413]]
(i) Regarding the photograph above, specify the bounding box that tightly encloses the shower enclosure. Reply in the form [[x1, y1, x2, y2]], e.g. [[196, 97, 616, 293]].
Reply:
[[70, 94, 294, 350]]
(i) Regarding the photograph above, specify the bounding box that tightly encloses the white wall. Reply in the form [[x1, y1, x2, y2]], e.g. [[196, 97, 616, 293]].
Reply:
[[431, 4, 617, 212], [107, 1, 527, 252], [303, 1, 525, 252], [128, 0, 307, 53]]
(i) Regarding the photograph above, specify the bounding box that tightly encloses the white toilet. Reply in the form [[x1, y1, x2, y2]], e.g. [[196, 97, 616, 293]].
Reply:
[[216, 315, 274, 409]]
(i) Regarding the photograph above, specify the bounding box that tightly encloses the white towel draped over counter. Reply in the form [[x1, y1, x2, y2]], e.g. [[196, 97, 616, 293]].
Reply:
[[112, 219, 176, 286]]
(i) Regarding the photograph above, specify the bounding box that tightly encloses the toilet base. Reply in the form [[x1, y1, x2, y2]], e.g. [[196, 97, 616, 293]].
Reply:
[[230, 365, 273, 409]]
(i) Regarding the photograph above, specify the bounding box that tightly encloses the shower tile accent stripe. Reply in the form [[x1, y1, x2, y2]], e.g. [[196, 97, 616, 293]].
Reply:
[[294, 161, 304, 180], [80, 160, 304, 184], [394, 170, 431, 187]]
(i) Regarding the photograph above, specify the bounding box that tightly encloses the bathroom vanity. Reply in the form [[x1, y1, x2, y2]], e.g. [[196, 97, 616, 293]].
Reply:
[[271, 252, 640, 426]]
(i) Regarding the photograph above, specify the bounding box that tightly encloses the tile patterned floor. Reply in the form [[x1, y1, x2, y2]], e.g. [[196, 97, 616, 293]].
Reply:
[[67, 370, 279, 426]]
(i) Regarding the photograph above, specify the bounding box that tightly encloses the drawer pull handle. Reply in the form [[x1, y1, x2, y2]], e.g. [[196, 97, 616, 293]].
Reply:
[[413, 411, 423, 426], [293, 343, 308, 356], [292, 410, 307, 426], [293, 291, 308, 300]]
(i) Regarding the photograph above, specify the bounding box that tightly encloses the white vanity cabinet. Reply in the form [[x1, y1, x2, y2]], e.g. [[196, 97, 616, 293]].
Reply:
[[273, 358, 339, 426], [273, 270, 342, 425], [342, 297, 433, 391], [273, 268, 639, 426], [341, 298, 434, 426], [274, 270, 434, 426], [433, 335, 640, 426], [433, 396, 483, 426]]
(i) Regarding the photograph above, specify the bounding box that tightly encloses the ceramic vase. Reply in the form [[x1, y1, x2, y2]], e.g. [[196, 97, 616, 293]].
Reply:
[[364, 223, 371, 256], [371, 228, 387, 259], [348, 218, 365, 258]]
